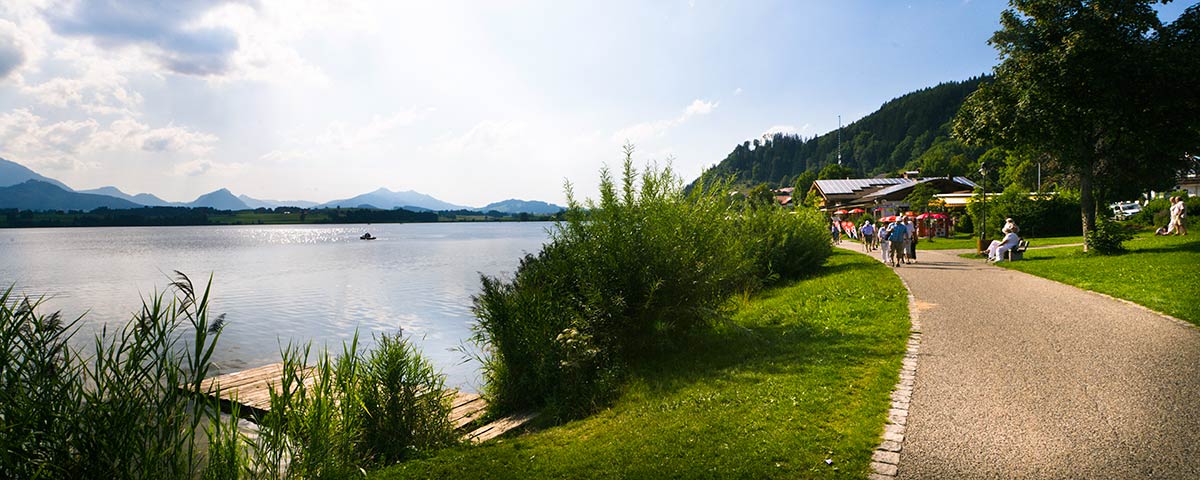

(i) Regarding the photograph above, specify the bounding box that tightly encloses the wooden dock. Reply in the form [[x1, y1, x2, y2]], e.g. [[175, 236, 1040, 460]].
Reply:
[[192, 363, 534, 443]]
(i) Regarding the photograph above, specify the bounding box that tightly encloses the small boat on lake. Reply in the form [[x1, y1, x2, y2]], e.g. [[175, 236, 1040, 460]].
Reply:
[[360, 232, 377, 240]]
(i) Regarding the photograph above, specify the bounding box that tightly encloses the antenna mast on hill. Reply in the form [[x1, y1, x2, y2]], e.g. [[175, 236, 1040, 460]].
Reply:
[[837, 115, 843, 166]]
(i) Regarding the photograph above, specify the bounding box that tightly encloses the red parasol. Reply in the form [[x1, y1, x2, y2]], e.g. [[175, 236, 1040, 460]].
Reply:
[[833, 209, 848, 215], [849, 208, 865, 214], [904, 211, 916, 217], [915, 213, 929, 220], [930, 213, 948, 219]]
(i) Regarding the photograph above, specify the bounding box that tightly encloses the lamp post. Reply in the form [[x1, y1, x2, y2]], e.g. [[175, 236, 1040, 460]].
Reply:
[[977, 162, 988, 254]]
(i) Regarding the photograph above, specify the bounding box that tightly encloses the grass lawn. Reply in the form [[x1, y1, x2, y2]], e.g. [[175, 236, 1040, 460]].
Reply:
[[974, 233, 1200, 325], [372, 251, 910, 479], [915, 232, 1083, 251]]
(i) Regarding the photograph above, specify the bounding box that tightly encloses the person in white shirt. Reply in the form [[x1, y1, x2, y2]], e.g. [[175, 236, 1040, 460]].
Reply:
[[1169, 196, 1188, 236], [987, 222, 1021, 262]]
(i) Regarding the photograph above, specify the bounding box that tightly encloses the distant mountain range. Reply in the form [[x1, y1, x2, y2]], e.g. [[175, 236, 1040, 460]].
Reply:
[[479, 199, 564, 215], [0, 180, 143, 211], [317, 187, 469, 211], [0, 158, 74, 191], [0, 157, 562, 214]]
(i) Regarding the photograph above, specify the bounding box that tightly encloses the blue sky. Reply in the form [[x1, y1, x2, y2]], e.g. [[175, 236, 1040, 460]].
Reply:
[[0, 1, 1190, 206]]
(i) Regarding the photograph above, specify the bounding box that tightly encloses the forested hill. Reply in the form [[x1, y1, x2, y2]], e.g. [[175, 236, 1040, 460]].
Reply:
[[697, 76, 991, 188]]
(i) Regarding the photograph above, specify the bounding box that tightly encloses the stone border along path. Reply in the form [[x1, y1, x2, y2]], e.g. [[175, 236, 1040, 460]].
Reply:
[[867, 273, 921, 480], [835, 244, 1200, 479]]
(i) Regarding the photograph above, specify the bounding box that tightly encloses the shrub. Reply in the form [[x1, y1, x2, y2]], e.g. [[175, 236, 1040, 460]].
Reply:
[[736, 205, 832, 281], [472, 146, 833, 420], [968, 189, 1081, 239], [1086, 218, 1135, 254]]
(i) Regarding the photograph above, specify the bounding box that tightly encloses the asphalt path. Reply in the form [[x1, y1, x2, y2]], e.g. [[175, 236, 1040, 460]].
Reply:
[[844, 244, 1200, 479]]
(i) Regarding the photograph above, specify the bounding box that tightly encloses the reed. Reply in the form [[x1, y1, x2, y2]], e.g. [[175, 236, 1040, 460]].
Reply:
[[1, 274, 456, 480], [0, 273, 224, 479]]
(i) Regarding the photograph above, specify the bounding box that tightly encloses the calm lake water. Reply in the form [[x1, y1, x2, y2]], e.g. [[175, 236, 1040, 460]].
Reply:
[[0, 222, 553, 391]]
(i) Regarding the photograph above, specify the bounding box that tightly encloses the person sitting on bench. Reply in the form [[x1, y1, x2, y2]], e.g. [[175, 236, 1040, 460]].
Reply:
[[986, 221, 1020, 263]]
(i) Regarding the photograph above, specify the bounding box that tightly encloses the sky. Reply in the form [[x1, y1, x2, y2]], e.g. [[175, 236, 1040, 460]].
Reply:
[[0, 1, 1190, 207]]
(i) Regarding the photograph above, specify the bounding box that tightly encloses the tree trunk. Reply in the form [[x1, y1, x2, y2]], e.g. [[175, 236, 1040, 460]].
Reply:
[[1080, 167, 1096, 253]]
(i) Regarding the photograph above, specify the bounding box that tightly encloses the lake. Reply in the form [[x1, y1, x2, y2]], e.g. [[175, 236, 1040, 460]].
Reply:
[[0, 222, 554, 391]]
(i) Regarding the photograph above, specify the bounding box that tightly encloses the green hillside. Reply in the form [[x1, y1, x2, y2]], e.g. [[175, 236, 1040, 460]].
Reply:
[[697, 76, 991, 188]]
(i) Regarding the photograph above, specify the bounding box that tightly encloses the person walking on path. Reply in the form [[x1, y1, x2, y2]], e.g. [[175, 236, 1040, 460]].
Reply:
[[830, 220, 841, 244], [880, 222, 893, 264], [861, 220, 876, 252], [887, 221, 907, 267], [906, 218, 918, 263]]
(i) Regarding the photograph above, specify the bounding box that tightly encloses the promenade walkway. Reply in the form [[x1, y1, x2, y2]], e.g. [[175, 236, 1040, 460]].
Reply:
[[846, 245, 1200, 479]]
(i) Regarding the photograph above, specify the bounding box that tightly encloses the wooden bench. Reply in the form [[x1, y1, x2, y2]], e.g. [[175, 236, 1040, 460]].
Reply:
[[1006, 239, 1030, 261]]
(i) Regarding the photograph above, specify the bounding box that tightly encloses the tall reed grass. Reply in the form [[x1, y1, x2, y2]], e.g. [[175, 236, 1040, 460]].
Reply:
[[0, 274, 456, 479], [0, 273, 224, 479], [472, 146, 833, 420]]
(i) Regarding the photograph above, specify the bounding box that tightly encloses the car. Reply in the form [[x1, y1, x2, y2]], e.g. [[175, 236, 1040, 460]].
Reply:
[[1110, 202, 1141, 220]]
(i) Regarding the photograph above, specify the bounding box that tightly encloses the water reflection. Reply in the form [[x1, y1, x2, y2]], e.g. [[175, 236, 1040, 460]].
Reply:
[[0, 222, 552, 390]]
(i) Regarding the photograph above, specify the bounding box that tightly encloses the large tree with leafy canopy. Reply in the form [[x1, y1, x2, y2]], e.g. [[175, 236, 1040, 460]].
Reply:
[[953, 0, 1200, 251]]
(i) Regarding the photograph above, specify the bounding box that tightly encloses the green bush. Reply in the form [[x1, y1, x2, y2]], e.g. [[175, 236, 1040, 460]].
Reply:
[[968, 189, 1081, 239], [472, 146, 833, 420], [1085, 218, 1135, 255], [736, 205, 832, 281]]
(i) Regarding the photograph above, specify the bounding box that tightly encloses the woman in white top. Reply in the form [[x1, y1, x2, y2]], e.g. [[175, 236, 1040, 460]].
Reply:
[[986, 222, 1020, 262]]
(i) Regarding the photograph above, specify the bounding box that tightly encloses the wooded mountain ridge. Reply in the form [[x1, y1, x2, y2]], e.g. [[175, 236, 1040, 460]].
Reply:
[[696, 76, 991, 189]]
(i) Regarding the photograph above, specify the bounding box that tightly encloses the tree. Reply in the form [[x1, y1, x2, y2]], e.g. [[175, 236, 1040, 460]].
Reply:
[[817, 163, 855, 180], [793, 170, 817, 199], [953, 1, 1200, 251], [903, 183, 938, 213]]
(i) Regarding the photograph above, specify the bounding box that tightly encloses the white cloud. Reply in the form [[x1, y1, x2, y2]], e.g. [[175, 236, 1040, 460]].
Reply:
[[315, 109, 429, 150], [424, 120, 531, 158], [612, 98, 718, 143], [733, 87, 743, 96], [88, 118, 218, 156], [0, 108, 97, 170], [0, 109, 219, 173], [173, 158, 245, 177], [684, 99, 717, 116], [255, 108, 430, 168], [762, 125, 797, 136]]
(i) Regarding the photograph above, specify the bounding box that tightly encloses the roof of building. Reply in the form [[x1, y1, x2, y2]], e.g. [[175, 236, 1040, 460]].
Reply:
[[813, 178, 909, 195], [864, 176, 978, 199]]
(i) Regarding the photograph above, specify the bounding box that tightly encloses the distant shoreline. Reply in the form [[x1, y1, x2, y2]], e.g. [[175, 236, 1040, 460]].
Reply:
[[0, 206, 562, 229]]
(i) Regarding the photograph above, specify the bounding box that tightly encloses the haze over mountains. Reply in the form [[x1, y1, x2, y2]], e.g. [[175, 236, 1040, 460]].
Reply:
[[0, 157, 564, 214]]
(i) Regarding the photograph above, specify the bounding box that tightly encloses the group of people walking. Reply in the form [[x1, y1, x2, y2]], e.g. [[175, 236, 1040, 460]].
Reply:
[[1159, 196, 1189, 236], [847, 218, 918, 267]]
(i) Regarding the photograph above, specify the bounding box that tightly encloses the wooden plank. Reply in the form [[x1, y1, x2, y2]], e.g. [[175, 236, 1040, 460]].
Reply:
[[465, 411, 538, 444], [449, 393, 488, 429], [189, 364, 537, 444]]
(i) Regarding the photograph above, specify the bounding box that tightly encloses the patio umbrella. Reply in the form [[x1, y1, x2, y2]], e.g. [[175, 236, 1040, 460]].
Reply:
[[904, 211, 916, 217], [833, 209, 848, 215], [930, 213, 948, 219], [915, 213, 929, 220], [849, 208, 865, 214]]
